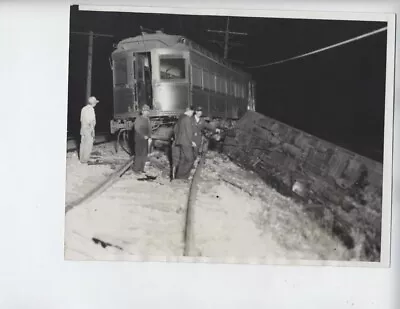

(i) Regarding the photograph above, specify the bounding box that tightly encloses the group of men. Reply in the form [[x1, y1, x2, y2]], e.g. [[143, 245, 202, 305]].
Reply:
[[130, 103, 220, 180], [79, 96, 220, 181], [171, 105, 220, 180]]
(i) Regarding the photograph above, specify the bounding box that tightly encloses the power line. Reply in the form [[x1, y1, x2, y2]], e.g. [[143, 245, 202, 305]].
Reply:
[[71, 31, 114, 38], [207, 16, 248, 59], [247, 26, 387, 69]]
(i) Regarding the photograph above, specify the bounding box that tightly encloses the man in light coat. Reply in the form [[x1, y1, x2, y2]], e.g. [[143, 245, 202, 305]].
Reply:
[[79, 96, 99, 163]]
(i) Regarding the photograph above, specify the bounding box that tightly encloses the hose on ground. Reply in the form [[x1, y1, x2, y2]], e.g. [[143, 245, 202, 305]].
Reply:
[[117, 129, 132, 155]]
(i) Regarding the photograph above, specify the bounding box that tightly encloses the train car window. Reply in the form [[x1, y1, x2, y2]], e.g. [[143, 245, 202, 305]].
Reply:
[[223, 79, 228, 94], [211, 73, 217, 92], [203, 70, 211, 90], [232, 81, 237, 98], [216, 75, 224, 94], [228, 79, 234, 97], [113, 58, 128, 85], [191, 65, 202, 88], [159, 56, 186, 80]]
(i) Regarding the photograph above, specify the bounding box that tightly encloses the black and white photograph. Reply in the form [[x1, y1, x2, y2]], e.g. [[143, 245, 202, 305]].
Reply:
[[64, 5, 394, 266]]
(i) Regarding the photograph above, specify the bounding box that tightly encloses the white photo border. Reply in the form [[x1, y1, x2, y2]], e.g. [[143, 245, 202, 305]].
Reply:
[[66, 4, 396, 268]]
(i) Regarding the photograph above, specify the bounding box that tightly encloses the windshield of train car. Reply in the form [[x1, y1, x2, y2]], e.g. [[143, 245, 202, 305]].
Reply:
[[159, 56, 186, 80]]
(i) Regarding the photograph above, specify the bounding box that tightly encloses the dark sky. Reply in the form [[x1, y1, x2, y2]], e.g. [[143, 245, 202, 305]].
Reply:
[[68, 5, 387, 162]]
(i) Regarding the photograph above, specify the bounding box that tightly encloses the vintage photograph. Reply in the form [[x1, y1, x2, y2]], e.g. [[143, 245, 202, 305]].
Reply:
[[64, 5, 393, 265]]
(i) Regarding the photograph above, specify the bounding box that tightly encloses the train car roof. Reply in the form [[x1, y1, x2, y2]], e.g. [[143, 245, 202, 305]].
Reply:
[[115, 31, 251, 77]]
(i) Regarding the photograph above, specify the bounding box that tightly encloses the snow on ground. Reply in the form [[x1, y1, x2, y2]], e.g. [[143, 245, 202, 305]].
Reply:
[[189, 153, 355, 261], [64, 142, 356, 263], [66, 135, 109, 152], [65, 142, 190, 260], [65, 141, 129, 206]]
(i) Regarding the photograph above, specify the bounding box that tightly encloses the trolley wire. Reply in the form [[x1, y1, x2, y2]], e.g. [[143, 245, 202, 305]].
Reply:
[[247, 26, 387, 69]]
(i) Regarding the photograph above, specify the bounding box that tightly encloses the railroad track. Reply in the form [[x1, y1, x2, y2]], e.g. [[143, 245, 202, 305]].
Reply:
[[65, 146, 207, 258]]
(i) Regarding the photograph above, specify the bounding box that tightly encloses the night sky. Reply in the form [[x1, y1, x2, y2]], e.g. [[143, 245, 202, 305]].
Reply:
[[68, 5, 387, 162]]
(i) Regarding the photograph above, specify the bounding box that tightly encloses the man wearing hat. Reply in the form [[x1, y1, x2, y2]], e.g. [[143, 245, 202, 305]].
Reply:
[[132, 104, 152, 174], [192, 106, 221, 157], [79, 96, 99, 163], [173, 105, 196, 180]]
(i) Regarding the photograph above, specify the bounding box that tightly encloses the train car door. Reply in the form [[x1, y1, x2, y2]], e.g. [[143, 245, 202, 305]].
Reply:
[[133, 53, 148, 111], [112, 55, 132, 116]]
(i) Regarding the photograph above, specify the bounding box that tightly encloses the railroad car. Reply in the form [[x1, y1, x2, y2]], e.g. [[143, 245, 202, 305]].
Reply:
[[109, 30, 256, 141]]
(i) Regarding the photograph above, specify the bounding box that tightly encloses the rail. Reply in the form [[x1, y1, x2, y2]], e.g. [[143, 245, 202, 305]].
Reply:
[[65, 157, 135, 214], [65, 141, 208, 255]]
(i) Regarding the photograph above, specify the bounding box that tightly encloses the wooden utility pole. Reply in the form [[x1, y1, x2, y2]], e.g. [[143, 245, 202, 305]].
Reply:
[[86, 31, 94, 101], [223, 17, 230, 58], [70, 31, 114, 102], [207, 17, 248, 60]]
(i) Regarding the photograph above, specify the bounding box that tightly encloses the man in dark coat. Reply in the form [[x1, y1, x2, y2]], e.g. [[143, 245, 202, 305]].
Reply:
[[170, 122, 180, 180], [132, 104, 152, 174], [174, 106, 195, 180], [192, 106, 220, 157]]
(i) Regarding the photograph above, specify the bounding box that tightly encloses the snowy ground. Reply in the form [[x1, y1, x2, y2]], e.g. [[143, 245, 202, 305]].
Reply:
[[64, 142, 359, 263], [66, 134, 109, 152]]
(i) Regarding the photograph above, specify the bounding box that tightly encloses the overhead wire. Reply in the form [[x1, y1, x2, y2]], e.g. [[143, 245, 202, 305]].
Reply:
[[247, 26, 387, 69]]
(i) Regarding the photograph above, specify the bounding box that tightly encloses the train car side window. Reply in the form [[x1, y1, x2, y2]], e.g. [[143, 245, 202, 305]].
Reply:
[[159, 56, 186, 80], [228, 79, 234, 97], [223, 79, 228, 94], [231, 81, 237, 98], [216, 75, 224, 94], [240, 84, 244, 99], [192, 65, 202, 88], [203, 70, 210, 90], [211, 73, 217, 92]]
